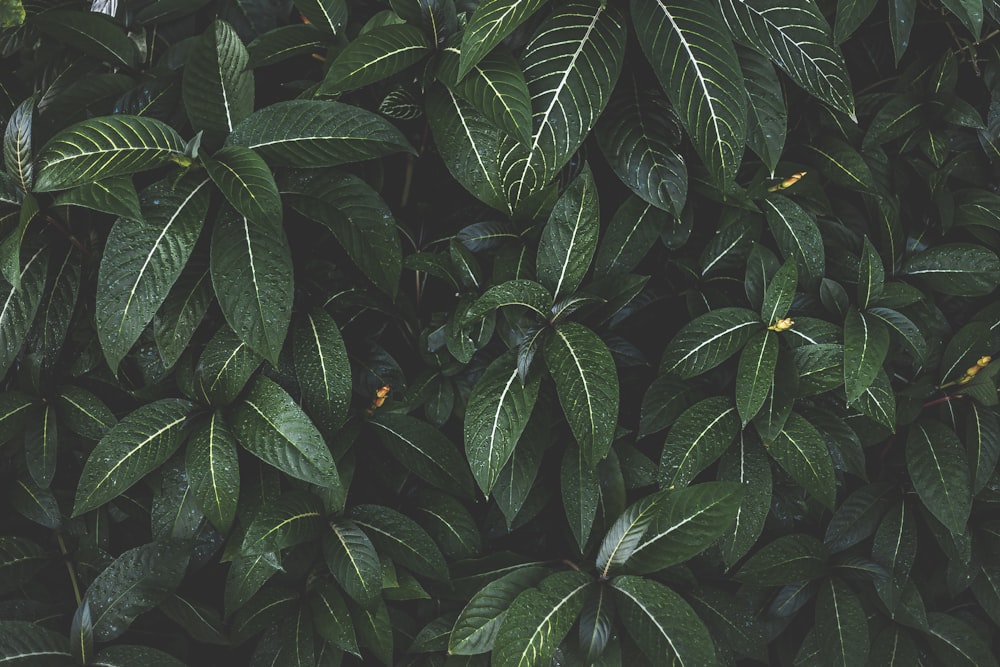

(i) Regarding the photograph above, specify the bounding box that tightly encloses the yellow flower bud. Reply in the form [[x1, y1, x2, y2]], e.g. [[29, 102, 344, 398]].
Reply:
[[768, 317, 794, 332]]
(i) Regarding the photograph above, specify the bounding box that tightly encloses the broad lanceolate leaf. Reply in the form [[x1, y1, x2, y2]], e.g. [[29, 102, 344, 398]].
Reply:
[[761, 259, 797, 326], [561, 442, 600, 553], [595, 196, 672, 280], [740, 45, 787, 173], [203, 146, 280, 226], [735, 533, 828, 585], [323, 519, 381, 607], [449, 566, 548, 655], [83, 540, 190, 641], [295, 0, 346, 34], [492, 570, 591, 667], [501, 1, 627, 208], [465, 354, 540, 495], [458, 0, 548, 78], [350, 504, 449, 581], [230, 375, 342, 489], [464, 280, 552, 324], [768, 412, 836, 509], [736, 330, 778, 425], [596, 490, 668, 578], [536, 166, 598, 300], [52, 176, 142, 220], [660, 308, 761, 379], [763, 195, 825, 284], [96, 175, 211, 372], [24, 404, 56, 487], [632, 0, 747, 186], [32, 11, 137, 67], [185, 413, 240, 533], [195, 324, 261, 406], [659, 397, 740, 489], [843, 307, 889, 403], [612, 575, 717, 666], [4, 98, 33, 192], [73, 399, 195, 516], [34, 116, 184, 192], [544, 322, 619, 465], [90, 645, 187, 667], [720, 0, 855, 117], [371, 413, 475, 499], [240, 491, 323, 555], [182, 20, 254, 143], [596, 75, 687, 216], [210, 206, 293, 364], [319, 24, 429, 94], [816, 579, 869, 666], [294, 309, 351, 436], [154, 263, 213, 370], [227, 100, 415, 167], [0, 247, 48, 378], [718, 433, 772, 566], [907, 419, 972, 535], [902, 243, 1000, 297], [0, 620, 72, 665], [0, 536, 46, 594]]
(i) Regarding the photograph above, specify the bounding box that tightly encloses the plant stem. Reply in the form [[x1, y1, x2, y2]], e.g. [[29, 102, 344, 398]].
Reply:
[[56, 532, 82, 606]]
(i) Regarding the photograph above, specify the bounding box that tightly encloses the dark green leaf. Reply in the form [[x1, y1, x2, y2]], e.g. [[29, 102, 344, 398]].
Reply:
[[241, 490, 323, 555], [11, 477, 61, 529], [903, 243, 1000, 297], [247, 25, 325, 67], [595, 196, 671, 280], [294, 309, 350, 436], [203, 146, 280, 226], [736, 534, 827, 585], [661, 308, 761, 379], [536, 166, 599, 300], [182, 20, 254, 143], [718, 432, 772, 566], [763, 195, 825, 284], [768, 411, 836, 509], [458, 0, 547, 78], [561, 442, 600, 553], [740, 45, 787, 174], [53, 176, 142, 220], [319, 24, 429, 94], [0, 537, 46, 594], [906, 419, 972, 535], [815, 579, 868, 666], [351, 504, 448, 581], [449, 566, 548, 656], [0, 246, 47, 377], [0, 620, 71, 666], [309, 577, 359, 656], [371, 412, 475, 498], [195, 324, 261, 406], [926, 612, 999, 667], [843, 307, 889, 403], [24, 404, 57, 487], [761, 259, 797, 326], [154, 264, 213, 370], [295, 0, 346, 34], [186, 413, 240, 533], [659, 396, 739, 489], [4, 98, 32, 192], [736, 330, 779, 425], [32, 11, 136, 67]]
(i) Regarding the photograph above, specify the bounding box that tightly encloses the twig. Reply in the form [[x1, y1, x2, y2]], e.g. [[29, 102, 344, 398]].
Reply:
[[56, 532, 82, 606]]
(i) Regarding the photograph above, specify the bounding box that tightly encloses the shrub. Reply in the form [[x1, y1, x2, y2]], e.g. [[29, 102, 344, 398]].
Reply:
[[1, 0, 1000, 665]]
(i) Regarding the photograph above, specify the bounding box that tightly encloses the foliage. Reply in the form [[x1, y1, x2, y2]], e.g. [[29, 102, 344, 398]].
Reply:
[[2, 0, 1000, 664]]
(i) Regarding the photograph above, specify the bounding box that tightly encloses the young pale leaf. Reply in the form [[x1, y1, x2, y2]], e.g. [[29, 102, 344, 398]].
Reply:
[[903, 243, 1000, 296], [500, 1, 627, 208], [350, 504, 449, 581], [210, 206, 292, 365], [0, 620, 72, 665], [739, 45, 787, 173], [631, 0, 746, 187], [295, 0, 346, 35], [227, 100, 415, 167], [545, 322, 619, 465], [816, 579, 869, 666], [185, 413, 240, 533], [322, 520, 381, 608], [735, 534, 828, 585], [763, 195, 825, 284], [319, 24, 429, 94], [52, 176, 142, 220], [4, 98, 33, 192], [465, 354, 540, 495], [843, 307, 889, 403], [719, 0, 855, 117], [660, 308, 761, 379], [736, 330, 779, 425], [371, 413, 475, 499], [24, 404, 57, 487], [458, 0, 548, 78], [240, 491, 323, 555], [596, 490, 668, 578], [83, 539, 191, 641], [73, 399, 194, 516], [294, 309, 351, 436], [761, 259, 797, 326], [561, 442, 600, 553], [182, 20, 253, 143], [768, 412, 836, 509], [718, 432, 772, 567], [627, 482, 743, 574], [659, 397, 740, 489], [536, 166, 599, 300], [493, 570, 591, 667], [449, 566, 548, 655], [203, 146, 280, 226], [34, 116, 184, 192], [595, 75, 687, 216], [230, 375, 342, 489], [612, 575, 717, 665], [96, 175, 210, 372], [906, 419, 972, 535]]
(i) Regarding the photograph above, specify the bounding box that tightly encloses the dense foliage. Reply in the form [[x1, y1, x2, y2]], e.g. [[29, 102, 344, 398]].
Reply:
[[2, 0, 1000, 664]]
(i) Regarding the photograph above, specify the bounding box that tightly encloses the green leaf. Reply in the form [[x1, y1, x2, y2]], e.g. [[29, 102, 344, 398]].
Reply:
[[96, 175, 210, 372], [195, 324, 262, 406], [11, 477, 61, 529], [0, 620, 71, 666], [926, 612, 999, 667], [631, 0, 746, 186], [595, 75, 687, 216], [224, 552, 282, 617], [851, 369, 896, 430], [0, 536, 46, 594], [940, 0, 983, 38], [283, 170, 402, 297], [90, 645, 187, 666], [868, 307, 927, 363], [0, 195, 36, 291], [501, 1, 627, 208], [739, 45, 787, 174], [561, 442, 600, 553], [761, 259, 797, 326], [720, 0, 854, 116], [230, 375, 342, 488], [295, 0, 346, 34], [903, 243, 1000, 297], [53, 176, 142, 220], [870, 626, 918, 666], [545, 322, 619, 465], [32, 11, 137, 67], [230, 586, 298, 644], [872, 502, 916, 613], [83, 540, 190, 641], [612, 575, 717, 665], [449, 566, 548, 655], [595, 196, 671, 281], [718, 432, 772, 567], [736, 330, 779, 425], [843, 307, 889, 403], [417, 491, 482, 561], [493, 570, 591, 667], [834, 0, 877, 43], [210, 206, 293, 365], [240, 490, 323, 555], [73, 399, 194, 516], [906, 419, 972, 535], [735, 533, 827, 585], [350, 504, 449, 581], [458, 0, 548, 79], [578, 584, 614, 662], [34, 116, 185, 192], [319, 24, 429, 94], [185, 413, 240, 533], [438, 43, 532, 145], [768, 411, 836, 509], [247, 25, 326, 67], [464, 280, 552, 324], [966, 403, 1000, 493], [4, 98, 33, 192], [0, 392, 35, 443], [465, 354, 540, 495], [227, 100, 415, 167], [660, 308, 761, 379], [154, 263, 213, 370], [763, 195, 825, 285], [182, 20, 254, 143], [203, 146, 280, 226], [309, 577, 359, 656], [294, 309, 351, 436], [659, 397, 740, 489], [628, 482, 743, 574], [371, 412, 475, 498], [323, 519, 381, 608], [536, 166, 598, 300], [815, 579, 869, 666]]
